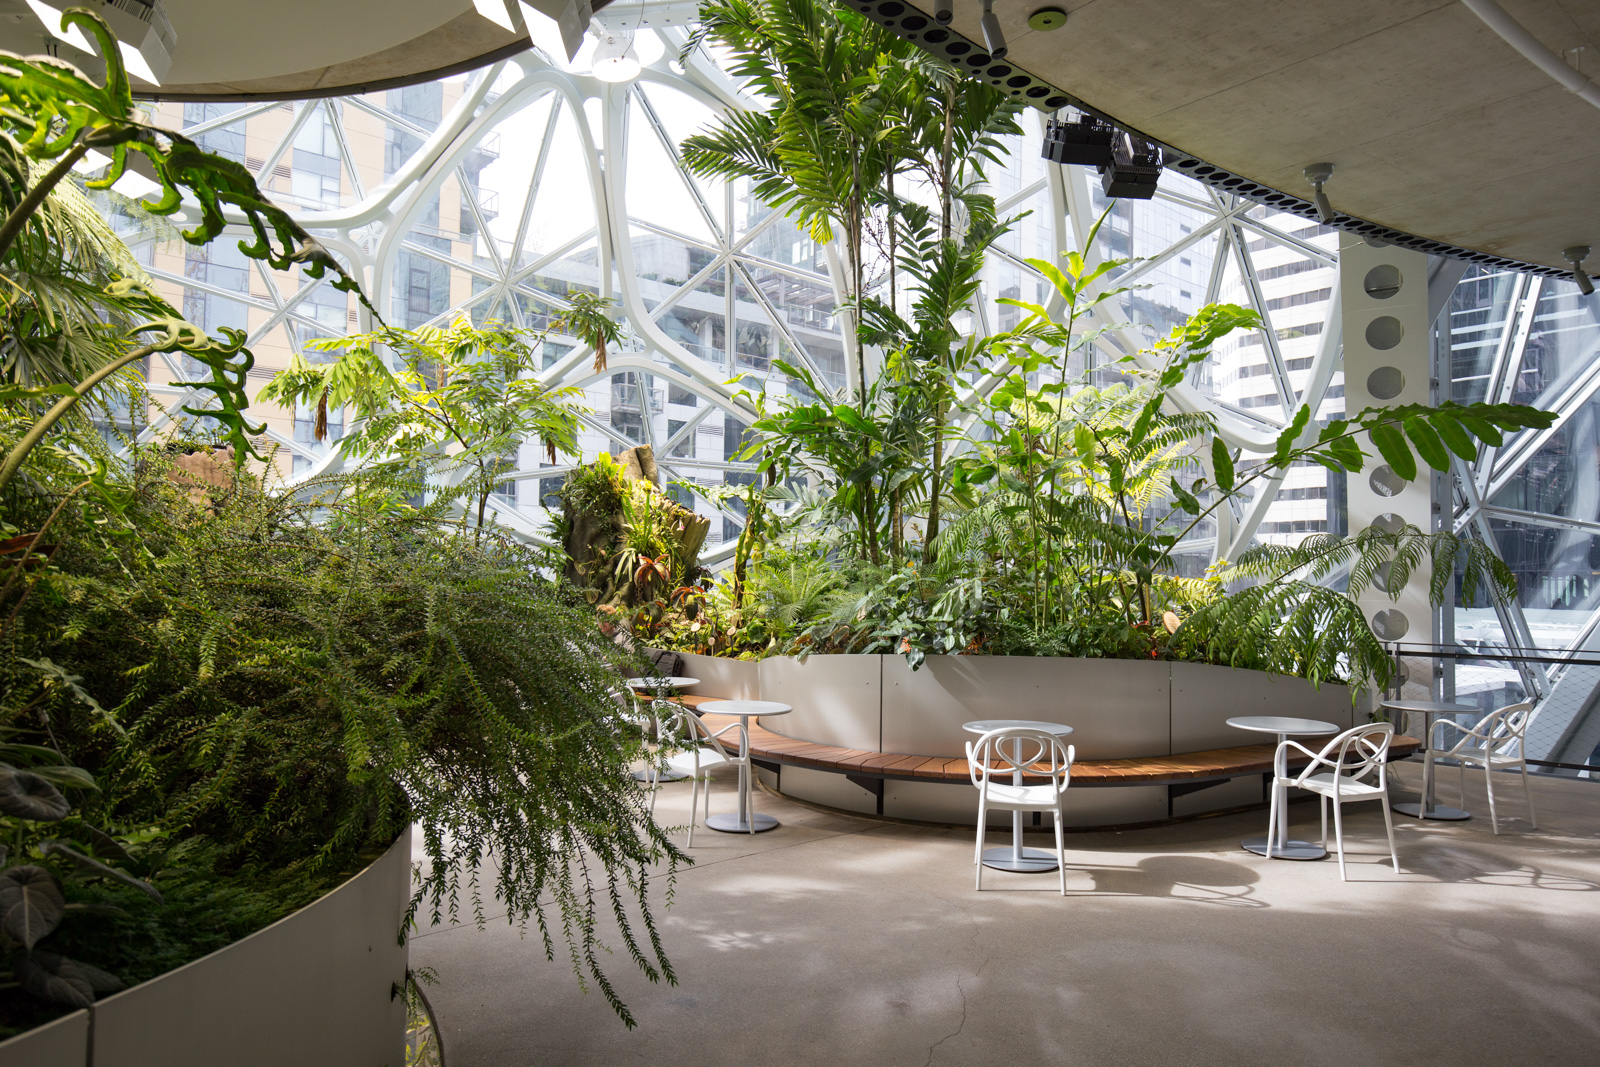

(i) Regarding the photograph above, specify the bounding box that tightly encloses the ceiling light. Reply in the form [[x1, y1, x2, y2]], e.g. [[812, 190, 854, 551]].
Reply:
[[1099, 132, 1163, 200], [1027, 7, 1068, 31], [471, 0, 521, 32], [25, 1, 93, 52], [980, 0, 1007, 59], [518, 0, 591, 63], [935, 0, 953, 26], [1303, 162, 1335, 224], [1565, 245, 1595, 296], [591, 33, 641, 83], [1041, 110, 1113, 167]]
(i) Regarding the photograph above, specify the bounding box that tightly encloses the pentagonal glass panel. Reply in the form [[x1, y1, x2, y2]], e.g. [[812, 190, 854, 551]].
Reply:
[[626, 90, 718, 245], [1508, 278, 1600, 410], [655, 267, 727, 368], [516, 104, 600, 269], [1490, 397, 1600, 524], [1444, 266, 1521, 405]]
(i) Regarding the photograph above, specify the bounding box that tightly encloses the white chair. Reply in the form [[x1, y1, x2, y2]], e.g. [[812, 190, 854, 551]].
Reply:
[[650, 702, 747, 846], [965, 727, 1074, 895], [1424, 701, 1536, 835], [1268, 722, 1399, 881]]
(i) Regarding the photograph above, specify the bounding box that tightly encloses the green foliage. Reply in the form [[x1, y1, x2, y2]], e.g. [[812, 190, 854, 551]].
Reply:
[[0, 8, 379, 490], [1, 419, 683, 1029], [259, 317, 590, 536]]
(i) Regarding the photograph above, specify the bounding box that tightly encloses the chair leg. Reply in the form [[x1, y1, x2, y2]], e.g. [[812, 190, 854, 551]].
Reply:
[[686, 775, 698, 848], [974, 804, 988, 892], [974, 794, 987, 865], [1459, 760, 1467, 811], [1265, 782, 1279, 859], [1320, 794, 1328, 848], [1422, 750, 1435, 814], [1054, 807, 1066, 897], [1332, 798, 1347, 882], [1521, 759, 1537, 829], [1381, 794, 1399, 874], [1484, 760, 1499, 835]]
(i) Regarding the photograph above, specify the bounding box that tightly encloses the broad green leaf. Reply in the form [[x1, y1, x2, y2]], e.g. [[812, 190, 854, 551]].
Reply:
[[1273, 404, 1312, 467], [1403, 416, 1450, 472], [1368, 421, 1417, 482], [1429, 413, 1479, 461], [0, 866, 64, 949], [1211, 437, 1235, 491]]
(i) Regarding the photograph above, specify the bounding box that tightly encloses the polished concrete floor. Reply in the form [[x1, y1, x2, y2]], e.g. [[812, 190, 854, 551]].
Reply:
[[412, 762, 1600, 1066]]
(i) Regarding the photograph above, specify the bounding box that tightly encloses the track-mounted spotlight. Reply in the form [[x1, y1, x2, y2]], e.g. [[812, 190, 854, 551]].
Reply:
[[980, 0, 1007, 59], [1565, 246, 1595, 296], [935, 0, 953, 25], [1303, 162, 1335, 224]]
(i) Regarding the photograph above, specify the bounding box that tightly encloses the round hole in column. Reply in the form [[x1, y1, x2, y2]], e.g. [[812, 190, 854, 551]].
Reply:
[[1366, 366, 1404, 399], [1369, 465, 1408, 497], [1365, 315, 1404, 350], [1371, 512, 1406, 534], [1363, 264, 1402, 299], [1370, 608, 1409, 641]]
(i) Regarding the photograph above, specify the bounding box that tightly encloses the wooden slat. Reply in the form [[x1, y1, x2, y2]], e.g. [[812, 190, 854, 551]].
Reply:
[[692, 705, 1419, 787]]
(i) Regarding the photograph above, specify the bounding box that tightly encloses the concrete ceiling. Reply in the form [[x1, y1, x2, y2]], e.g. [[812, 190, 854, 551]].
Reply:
[[0, 0, 567, 99], [876, 0, 1600, 275]]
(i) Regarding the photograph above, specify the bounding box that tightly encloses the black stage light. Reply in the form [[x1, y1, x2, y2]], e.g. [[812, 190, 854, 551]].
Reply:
[[1040, 111, 1114, 167], [935, 0, 953, 25], [1098, 132, 1163, 199]]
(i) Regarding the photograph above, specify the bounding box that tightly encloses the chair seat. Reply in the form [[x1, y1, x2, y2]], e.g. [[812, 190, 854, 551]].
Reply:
[[663, 747, 736, 776], [978, 782, 1063, 808], [1432, 747, 1522, 767], [1292, 772, 1387, 799]]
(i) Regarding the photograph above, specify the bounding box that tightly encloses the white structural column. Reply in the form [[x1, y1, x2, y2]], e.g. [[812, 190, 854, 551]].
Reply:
[[1340, 235, 1435, 703]]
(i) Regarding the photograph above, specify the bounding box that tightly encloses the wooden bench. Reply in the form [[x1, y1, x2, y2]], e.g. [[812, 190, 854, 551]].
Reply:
[[669, 694, 1420, 819]]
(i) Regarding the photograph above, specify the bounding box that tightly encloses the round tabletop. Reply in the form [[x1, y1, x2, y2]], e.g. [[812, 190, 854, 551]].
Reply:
[[699, 699, 792, 717], [961, 719, 1075, 737], [1226, 716, 1338, 736], [1379, 699, 1478, 714], [625, 676, 699, 690]]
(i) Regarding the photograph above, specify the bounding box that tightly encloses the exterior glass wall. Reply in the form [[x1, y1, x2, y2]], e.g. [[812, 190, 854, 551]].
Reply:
[[95, 6, 1600, 768]]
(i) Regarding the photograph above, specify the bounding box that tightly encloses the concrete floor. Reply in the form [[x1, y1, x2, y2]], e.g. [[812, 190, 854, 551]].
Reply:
[[412, 762, 1600, 1066]]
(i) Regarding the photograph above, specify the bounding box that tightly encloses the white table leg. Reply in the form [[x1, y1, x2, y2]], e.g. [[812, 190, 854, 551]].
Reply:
[[1391, 711, 1470, 821], [1242, 731, 1329, 860], [706, 713, 780, 833]]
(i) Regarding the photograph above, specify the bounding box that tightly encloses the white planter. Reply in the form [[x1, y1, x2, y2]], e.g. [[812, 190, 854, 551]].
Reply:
[[718, 654, 1354, 827], [0, 829, 411, 1067]]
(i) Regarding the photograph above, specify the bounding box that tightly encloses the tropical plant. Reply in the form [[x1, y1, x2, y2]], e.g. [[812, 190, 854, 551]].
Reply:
[[0, 423, 684, 1027], [683, 0, 1022, 399], [258, 316, 597, 536], [0, 7, 370, 490]]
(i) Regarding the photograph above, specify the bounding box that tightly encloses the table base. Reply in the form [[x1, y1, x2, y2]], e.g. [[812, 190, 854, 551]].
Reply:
[[1242, 836, 1327, 861], [706, 812, 780, 833], [981, 846, 1060, 873], [1391, 801, 1470, 821]]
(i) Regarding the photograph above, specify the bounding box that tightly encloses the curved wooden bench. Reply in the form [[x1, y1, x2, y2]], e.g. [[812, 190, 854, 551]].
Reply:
[[661, 694, 1420, 818]]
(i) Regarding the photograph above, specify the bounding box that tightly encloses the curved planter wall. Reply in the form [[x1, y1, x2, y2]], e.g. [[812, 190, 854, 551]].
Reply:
[[0, 829, 411, 1067], [665, 652, 1353, 828]]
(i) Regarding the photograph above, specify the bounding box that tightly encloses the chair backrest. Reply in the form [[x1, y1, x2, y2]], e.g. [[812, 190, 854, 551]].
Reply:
[[1451, 700, 1536, 756], [965, 727, 1073, 796], [1293, 721, 1393, 788], [666, 700, 743, 762]]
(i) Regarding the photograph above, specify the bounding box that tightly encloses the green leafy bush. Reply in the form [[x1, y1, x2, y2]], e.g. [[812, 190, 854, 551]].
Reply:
[[1, 422, 682, 1029]]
